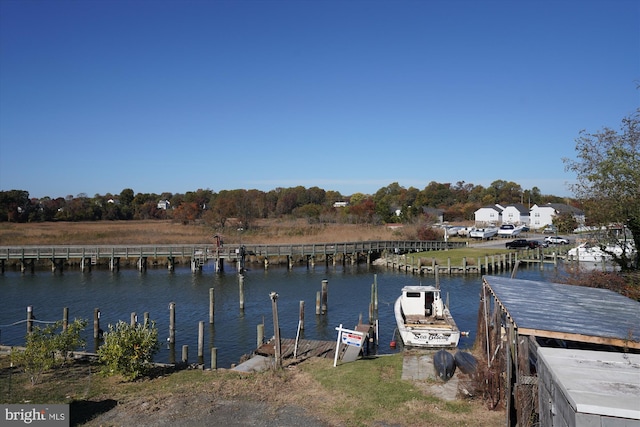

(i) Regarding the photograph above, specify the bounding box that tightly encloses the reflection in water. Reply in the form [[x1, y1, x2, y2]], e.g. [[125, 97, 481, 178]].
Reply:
[[0, 261, 557, 368]]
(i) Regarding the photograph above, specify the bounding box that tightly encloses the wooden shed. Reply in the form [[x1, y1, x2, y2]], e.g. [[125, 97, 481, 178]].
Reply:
[[477, 275, 640, 427]]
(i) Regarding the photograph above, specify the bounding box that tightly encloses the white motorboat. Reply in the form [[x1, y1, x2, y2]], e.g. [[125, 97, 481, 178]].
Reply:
[[497, 224, 524, 237], [394, 285, 460, 348], [568, 242, 636, 263], [469, 227, 499, 239]]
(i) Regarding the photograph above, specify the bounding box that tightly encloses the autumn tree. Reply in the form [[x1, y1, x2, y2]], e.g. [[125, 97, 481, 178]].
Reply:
[[563, 108, 640, 271]]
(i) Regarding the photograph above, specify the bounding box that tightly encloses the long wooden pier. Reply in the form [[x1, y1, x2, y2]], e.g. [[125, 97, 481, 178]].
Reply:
[[0, 240, 467, 273]]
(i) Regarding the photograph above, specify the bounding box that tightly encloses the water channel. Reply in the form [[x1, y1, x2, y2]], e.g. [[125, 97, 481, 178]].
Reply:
[[0, 261, 562, 368]]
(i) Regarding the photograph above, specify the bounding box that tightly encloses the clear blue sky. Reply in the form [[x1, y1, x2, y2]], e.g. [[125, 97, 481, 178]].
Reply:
[[1, 0, 638, 199]]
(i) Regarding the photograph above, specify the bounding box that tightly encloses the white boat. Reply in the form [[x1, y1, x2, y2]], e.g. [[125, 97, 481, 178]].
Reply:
[[469, 227, 499, 239], [497, 224, 524, 237], [394, 285, 460, 348], [456, 226, 473, 237], [568, 242, 636, 263]]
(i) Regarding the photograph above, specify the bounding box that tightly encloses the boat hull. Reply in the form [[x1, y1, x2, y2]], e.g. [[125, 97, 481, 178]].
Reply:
[[454, 351, 478, 375], [394, 297, 460, 348], [433, 349, 456, 381]]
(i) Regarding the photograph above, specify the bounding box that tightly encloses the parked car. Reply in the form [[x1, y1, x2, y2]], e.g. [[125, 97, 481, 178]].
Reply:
[[528, 240, 548, 248], [505, 239, 538, 249], [543, 225, 557, 234], [544, 236, 570, 245]]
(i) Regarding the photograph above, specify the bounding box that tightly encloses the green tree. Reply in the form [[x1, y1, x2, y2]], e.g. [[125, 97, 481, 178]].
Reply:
[[563, 108, 640, 271], [98, 321, 160, 381], [11, 319, 86, 385]]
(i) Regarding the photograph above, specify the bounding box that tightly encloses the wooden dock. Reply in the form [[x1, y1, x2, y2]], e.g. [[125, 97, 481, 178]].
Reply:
[[0, 240, 467, 273], [256, 338, 337, 360]]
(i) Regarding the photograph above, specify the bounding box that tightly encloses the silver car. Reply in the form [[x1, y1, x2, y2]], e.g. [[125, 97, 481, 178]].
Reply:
[[544, 236, 569, 245]]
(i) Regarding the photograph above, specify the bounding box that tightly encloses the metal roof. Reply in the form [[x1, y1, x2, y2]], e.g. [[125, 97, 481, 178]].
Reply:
[[537, 347, 640, 420], [483, 275, 640, 348]]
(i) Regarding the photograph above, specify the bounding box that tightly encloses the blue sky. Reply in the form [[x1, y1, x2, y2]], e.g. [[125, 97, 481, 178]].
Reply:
[[1, 0, 638, 199]]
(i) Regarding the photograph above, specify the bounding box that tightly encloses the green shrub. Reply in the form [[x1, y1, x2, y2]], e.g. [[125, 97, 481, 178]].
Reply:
[[97, 321, 160, 381], [11, 319, 87, 385]]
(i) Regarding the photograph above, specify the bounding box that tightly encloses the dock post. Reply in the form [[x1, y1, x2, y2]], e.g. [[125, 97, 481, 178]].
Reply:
[[167, 257, 174, 271], [257, 323, 264, 348], [198, 321, 204, 364], [239, 274, 245, 311], [264, 257, 269, 270], [137, 257, 147, 272], [310, 255, 315, 268], [63, 307, 69, 331], [211, 347, 217, 370], [109, 257, 119, 272], [209, 288, 215, 324], [143, 312, 149, 327], [315, 291, 321, 315], [93, 308, 100, 339], [131, 312, 137, 326], [321, 280, 328, 314], [270, 292, 282, 368], [299, 301, 305, 330], [26, 306, 34, 334], [182, 345, 188, 364], [463, 257, 467, 274], [169, 302, 176, 345]]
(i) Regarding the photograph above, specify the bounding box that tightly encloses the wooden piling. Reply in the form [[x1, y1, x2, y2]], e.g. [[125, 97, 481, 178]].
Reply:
[[270, 292, 282, 368], [315, 291, 321, 315], [131, 312, 137, 326], [93, 308, 100, 339], [239, 274, 245, 311], [211, 347, 217, 370], [209, 288, 215, 324], [26, 306, 34, 334], [182, 345, 188, 364], [169, 302, 176, 344], [299, 301, 305, 330], [321, 280, 328, 314], [63, 307, 69, 331], [198, 321, 204, 362], [257, 323, 264, 348], [143, 312, 149, 327]]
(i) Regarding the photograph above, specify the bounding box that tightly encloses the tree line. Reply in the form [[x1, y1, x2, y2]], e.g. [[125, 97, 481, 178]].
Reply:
[[0, 180, 567, 227]]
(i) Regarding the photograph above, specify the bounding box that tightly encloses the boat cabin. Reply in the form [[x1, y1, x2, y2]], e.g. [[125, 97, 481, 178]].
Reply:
[[400, 286, 444, 319]]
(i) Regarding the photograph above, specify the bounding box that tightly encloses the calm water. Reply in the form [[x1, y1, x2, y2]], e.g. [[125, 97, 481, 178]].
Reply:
[[0, 261, 559, 368]]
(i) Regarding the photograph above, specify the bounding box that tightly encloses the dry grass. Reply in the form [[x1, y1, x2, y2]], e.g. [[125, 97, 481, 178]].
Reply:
[[1, 354, 505, 427], [0, 219, 416, 246]]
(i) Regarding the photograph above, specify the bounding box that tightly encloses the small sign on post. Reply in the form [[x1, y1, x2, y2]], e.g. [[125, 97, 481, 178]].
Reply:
[[333, 324, 365, 367]]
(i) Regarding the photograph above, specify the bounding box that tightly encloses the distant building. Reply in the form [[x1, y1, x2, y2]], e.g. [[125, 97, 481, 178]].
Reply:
[[474, 204, 504, 226], [157, 200, 171, 210], [529, 203, 584, 229], [501, 203, 530, 225], [333, 201, 349, 208]]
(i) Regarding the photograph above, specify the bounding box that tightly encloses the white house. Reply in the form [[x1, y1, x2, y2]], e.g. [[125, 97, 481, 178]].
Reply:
[[529, 203, 585, 229], [157, 200, 171, 210], [474, 204, 504, 226], [501, 203, 530, 225]]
